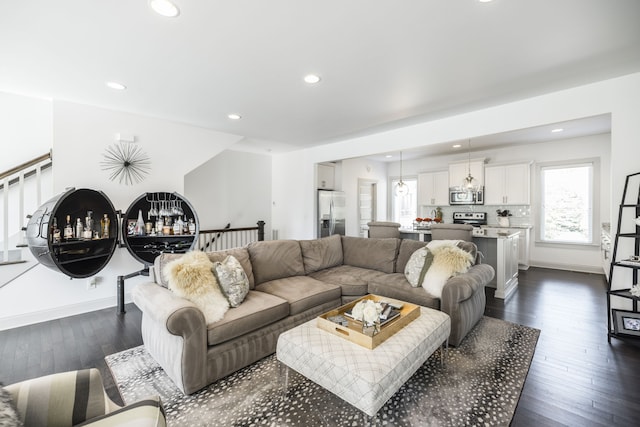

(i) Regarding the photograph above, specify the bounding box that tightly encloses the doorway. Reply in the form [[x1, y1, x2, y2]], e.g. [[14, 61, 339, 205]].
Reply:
[[358, 179, 378, 238]]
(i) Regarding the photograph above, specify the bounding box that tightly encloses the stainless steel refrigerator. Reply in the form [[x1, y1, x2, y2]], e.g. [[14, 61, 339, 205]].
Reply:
[[318, 190, 346, 238]]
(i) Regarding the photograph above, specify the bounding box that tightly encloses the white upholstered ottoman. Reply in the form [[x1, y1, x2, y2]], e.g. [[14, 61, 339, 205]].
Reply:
[[276, 307, 451, 417]]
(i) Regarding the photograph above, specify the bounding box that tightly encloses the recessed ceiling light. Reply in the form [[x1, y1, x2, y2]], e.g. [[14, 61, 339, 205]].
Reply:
[[453, 144, 462, 148], [304, 74, 321, 84], [149, 0, 180, 17], [551, 128, 564, 133], [478, 0, 494, 3], [385, 155, 393, 158], [227, 113, 242, 120], [105, 81, 126, 90]]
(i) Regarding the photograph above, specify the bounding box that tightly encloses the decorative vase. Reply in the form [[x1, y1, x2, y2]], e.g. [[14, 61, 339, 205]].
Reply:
[[362, 322, 379, 337], [498, 217, 510, 227]]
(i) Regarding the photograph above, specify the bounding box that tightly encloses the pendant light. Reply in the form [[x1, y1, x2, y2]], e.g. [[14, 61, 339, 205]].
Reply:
[[462, 139, 477, 191], [395, 151, 410, 197]]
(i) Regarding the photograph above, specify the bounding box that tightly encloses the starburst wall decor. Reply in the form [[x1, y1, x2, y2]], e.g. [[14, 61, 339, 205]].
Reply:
[[100, 143, 151, 185]]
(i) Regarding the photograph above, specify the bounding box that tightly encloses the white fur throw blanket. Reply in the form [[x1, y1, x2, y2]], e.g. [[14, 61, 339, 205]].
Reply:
[[164, 251, 229, 324], [422, 240, 474, 298]]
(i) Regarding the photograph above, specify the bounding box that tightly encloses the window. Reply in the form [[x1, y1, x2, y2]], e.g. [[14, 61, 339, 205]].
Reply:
[[539, 161, 598, 244], [390, 177, 417, 228]]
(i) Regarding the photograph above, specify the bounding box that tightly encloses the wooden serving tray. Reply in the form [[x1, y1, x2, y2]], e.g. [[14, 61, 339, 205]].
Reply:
[[317, 294, 420, 350]]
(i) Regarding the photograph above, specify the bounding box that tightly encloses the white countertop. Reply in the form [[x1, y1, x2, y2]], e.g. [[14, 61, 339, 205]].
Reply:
[[482, 224, 533, 230], [399, 228, 519, 239]]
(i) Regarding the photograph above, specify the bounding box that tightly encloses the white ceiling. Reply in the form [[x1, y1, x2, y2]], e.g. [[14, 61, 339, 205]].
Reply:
[[1, 1, 638, 152]]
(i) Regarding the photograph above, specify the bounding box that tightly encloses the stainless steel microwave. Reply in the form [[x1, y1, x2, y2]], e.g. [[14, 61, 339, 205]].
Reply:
[[449, 187, 484, 205]]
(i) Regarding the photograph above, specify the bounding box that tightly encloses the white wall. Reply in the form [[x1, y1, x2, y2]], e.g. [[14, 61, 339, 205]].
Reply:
[[0, 92, 52, 172], [184, 149, 272, 236], [0, 100, 245, 329], [272, 73, 640, 283]]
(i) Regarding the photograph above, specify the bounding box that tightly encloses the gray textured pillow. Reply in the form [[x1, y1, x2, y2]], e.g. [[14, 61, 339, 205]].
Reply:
[[0, 385, 23, 427], [212, 255, 250, 307], [404, 247, 434, 287]]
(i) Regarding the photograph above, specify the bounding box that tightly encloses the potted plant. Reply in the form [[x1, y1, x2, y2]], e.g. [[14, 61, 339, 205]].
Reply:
[[496, 209, 512, 227]]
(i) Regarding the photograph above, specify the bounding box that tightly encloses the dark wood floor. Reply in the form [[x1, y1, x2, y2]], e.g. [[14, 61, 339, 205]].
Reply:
[[2, 267, 640, 425]]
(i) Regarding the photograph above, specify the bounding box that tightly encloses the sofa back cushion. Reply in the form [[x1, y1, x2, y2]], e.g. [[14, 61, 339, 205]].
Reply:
[[299, 234, 344, 274], [457, 241, 478, 264], [341, 236, 400, 274], [396, 239, 428, 273], [154, 247, 255, 289], [247, 240, 306, 285]]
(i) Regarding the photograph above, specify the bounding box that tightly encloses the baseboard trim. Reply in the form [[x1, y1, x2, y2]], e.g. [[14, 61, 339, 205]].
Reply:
[[528, 261, 604, 275], [0, 294, 133, 331]]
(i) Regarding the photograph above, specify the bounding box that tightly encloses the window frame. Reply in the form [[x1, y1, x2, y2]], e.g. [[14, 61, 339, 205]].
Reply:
[[535, 158, 600, 247]]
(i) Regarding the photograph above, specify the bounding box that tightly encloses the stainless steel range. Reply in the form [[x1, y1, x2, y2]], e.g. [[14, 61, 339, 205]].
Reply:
[[453, 212, 487, 227]]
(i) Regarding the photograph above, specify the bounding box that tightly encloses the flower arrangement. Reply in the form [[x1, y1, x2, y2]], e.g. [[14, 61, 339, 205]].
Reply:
[[631, 284, 640, 298], [351, 299, 383, 326], [496, 209, 512, 217]]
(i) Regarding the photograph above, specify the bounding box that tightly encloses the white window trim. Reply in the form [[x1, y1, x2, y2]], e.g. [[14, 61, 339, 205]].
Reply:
[[535, 158, 600, 247]]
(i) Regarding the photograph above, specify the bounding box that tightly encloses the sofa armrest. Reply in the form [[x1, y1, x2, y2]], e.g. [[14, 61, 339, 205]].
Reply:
[[441, 264, 494, 307], [131, 282, 208, 394]]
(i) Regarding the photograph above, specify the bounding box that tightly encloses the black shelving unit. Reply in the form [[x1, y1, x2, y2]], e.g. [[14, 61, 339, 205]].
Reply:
[[607, 171, 640, 342]]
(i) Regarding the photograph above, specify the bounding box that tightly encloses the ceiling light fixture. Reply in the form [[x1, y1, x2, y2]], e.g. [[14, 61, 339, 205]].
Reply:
[[304, 74, 321, 84], [453, 144, 462, 148], [105, 81, 126, 90], [478, 0, 494, 3], [227, 113, 242, 120], [395, 151, 410, 197], [462, 139, 478, 191], [551, 128, 564, 133], [149, 0, 180, 17]]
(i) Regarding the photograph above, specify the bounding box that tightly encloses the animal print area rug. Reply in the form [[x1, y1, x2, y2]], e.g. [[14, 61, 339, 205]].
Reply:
[[105, 317, 539, 426]]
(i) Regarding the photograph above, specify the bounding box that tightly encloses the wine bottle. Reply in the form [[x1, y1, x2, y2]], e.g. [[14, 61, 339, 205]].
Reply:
[[136, 209, 145, 236]]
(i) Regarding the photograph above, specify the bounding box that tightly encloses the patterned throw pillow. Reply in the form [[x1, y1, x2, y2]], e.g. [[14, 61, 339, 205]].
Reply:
[[404, 247, 434, 287], [0, 384, 23, 427], [212, 255, 250, 307]]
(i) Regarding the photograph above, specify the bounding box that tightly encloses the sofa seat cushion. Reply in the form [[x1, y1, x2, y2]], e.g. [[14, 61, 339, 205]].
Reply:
[[299, 234, 344, 274], [368, 273, 439, 309], [341, 236, 400, 273], [206, 290, 289, 345], [309, 265, 387, 296], [255, 276, 342, 315], [248, 240, 306, 285]]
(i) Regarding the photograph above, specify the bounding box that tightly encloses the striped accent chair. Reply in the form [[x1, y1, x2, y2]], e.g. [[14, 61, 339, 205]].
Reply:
[[4, 368, 165, 427]]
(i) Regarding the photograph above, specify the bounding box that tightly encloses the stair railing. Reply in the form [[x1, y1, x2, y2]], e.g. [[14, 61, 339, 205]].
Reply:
[[198, 221, 265, 251], [1, 151, 52, 265]]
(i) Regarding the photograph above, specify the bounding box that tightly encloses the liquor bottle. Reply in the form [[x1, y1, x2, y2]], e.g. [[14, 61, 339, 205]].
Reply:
[[75, 218, 84, 239], [188, 218, 196, 235], [52, 217, 61, 243], [173, 216, 183, 235], [100, 214, 110, 238], [136, 209, 145, 236], [64, 215, 73, 240], [85, 211, 94, 234]]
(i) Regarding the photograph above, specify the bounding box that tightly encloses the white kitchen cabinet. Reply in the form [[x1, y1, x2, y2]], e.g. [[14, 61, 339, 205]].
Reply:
[[508, 227, 530, 269], [317, 164, 335, 190], [418, 171, 449, 205], [484, 162, 530, 205], [449, 159, 484, 189], [495, 232, 520, 299]]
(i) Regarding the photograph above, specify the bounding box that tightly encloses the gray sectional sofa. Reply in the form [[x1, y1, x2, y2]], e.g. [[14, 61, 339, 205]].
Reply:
[[132, 234, 495, 394]]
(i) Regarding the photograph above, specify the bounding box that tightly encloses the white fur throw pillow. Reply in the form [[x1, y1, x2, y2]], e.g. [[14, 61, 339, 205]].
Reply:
[[164, 251, 229, 324], [422, 243, 474, 298]]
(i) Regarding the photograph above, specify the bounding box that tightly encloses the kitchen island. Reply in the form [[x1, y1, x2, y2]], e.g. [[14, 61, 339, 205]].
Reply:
[[399, 227, 520, 300]]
